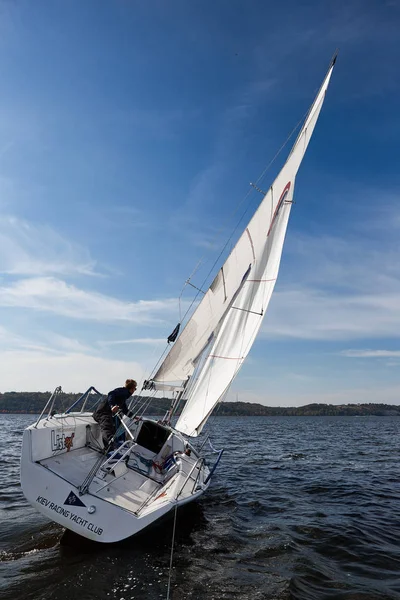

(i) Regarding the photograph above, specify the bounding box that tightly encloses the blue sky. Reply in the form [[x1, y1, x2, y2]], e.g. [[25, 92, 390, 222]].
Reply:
[[1, 0, 400, 405]]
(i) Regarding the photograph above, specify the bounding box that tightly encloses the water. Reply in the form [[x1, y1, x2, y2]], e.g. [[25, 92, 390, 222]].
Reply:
[[1, 414, 400, 600]]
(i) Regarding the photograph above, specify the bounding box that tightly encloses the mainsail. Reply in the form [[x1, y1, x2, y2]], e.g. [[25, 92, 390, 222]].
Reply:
[[152, 57, 336, 436]]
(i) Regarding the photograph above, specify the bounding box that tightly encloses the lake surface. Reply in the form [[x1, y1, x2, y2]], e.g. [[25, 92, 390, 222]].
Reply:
[[1, 414, 400, 600]]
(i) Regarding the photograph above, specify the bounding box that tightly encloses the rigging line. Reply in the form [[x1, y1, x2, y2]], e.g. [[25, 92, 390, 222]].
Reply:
[[185, 280, 206, 294], [128, 386, 156, 412], [166, 503, 178, 600], [137, 398, 152, 418], [137, 395, 156, 418], [253, 114, 305, 187], [168, 378, 189, 422], [143, 344, 170, 387], [130, 389, 157, 418], [178, 258, 203, 323], [128, 397, 144, 415], [137, 339, 170, 393]]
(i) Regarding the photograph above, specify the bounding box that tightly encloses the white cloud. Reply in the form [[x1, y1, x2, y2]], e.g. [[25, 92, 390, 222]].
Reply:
[[100, 338, 166, 346], [341, 349, 400, 358], [285, 228, 400, 294], [261, 199, 400, 341], [0, 216, 97, 276], [0, 324, 49, 352], [225, 382, 400, 407], [43, 333, 93, 354], [264, 287, 400, 341], [0, 324, 93, 355], [0, 350, 145, 393], [172, 74, 276, 239], [0, 276, 178, 324]]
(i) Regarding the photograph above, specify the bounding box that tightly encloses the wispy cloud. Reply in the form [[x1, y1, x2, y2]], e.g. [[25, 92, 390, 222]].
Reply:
[[341, 349, 400, 358], [0, 216, 97, 276], [0, 324, 94, 355], [0, 276, 178, 324], [224, 383, 400, 407], [0, 324, 49, 353], [261, 192, 400, 341], [285, 222, 400, 295], [0, 349, 145, 393], [171, 74, 276, 241], [99, 337, 166, 346], [265, 287, 400, 341]]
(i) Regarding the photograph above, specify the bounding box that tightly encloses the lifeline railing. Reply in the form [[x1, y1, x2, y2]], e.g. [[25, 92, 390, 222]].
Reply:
[[135, 455, 204, 515], [135, 467, 179, 515], [137, 442, 224, 513], [33, 386, 63, 427], [33, 385, 104, 428], [175, 457, 205, 500], [65, 386, 103, 413], [204, 448, 224, 484]]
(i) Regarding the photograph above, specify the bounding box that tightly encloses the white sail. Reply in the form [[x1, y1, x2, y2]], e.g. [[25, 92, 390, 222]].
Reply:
[[154, 58, 336, 436]]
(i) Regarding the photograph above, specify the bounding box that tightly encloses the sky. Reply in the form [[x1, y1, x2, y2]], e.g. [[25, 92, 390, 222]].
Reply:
[[0, 0, 400, 406]]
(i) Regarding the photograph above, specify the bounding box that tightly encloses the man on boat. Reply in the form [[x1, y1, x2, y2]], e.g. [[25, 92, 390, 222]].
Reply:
[[93, 379, 137, 448]]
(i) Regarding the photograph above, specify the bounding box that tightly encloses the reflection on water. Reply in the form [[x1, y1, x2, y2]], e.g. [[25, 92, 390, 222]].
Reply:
[[1, 414, 400, 599]]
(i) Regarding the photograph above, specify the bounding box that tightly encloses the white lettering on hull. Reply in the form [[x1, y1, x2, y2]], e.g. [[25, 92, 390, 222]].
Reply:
[[36, 495, 103, 536]]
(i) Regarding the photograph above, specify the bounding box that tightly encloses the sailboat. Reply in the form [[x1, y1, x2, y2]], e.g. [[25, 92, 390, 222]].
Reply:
[[20, 56, 336, 543]]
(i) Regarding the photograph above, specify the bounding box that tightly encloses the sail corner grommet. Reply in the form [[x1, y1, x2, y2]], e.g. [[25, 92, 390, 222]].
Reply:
[[88, 505, 96, 514]]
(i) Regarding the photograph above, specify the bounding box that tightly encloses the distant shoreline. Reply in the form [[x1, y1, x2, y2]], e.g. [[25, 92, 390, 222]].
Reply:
[[2, 411, 400, 417], [1, 393, 399, 418]]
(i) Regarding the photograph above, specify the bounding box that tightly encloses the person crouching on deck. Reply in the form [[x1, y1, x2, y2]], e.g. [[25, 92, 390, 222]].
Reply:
[[93, 379, 137, 448]]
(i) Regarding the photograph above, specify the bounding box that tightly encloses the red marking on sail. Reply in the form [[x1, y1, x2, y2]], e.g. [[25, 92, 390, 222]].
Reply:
[[267, 181, 291, 235]]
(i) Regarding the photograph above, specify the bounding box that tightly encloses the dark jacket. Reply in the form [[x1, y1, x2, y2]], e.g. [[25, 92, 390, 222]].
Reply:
[[94, 387, 132, 418]]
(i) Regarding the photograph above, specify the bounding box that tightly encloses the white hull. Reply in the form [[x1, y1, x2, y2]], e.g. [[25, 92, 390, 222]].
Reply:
[[21, 413, 211, 543]]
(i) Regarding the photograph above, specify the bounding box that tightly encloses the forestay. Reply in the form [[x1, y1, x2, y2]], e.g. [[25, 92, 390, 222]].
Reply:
[[152, 58, 336, 436]]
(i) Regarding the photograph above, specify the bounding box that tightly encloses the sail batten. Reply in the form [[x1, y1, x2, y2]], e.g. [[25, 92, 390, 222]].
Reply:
[[152, 59, 336, 436]]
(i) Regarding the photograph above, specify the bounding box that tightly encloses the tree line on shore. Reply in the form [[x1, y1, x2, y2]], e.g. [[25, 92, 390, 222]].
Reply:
[[0, 392, 399, 416]]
